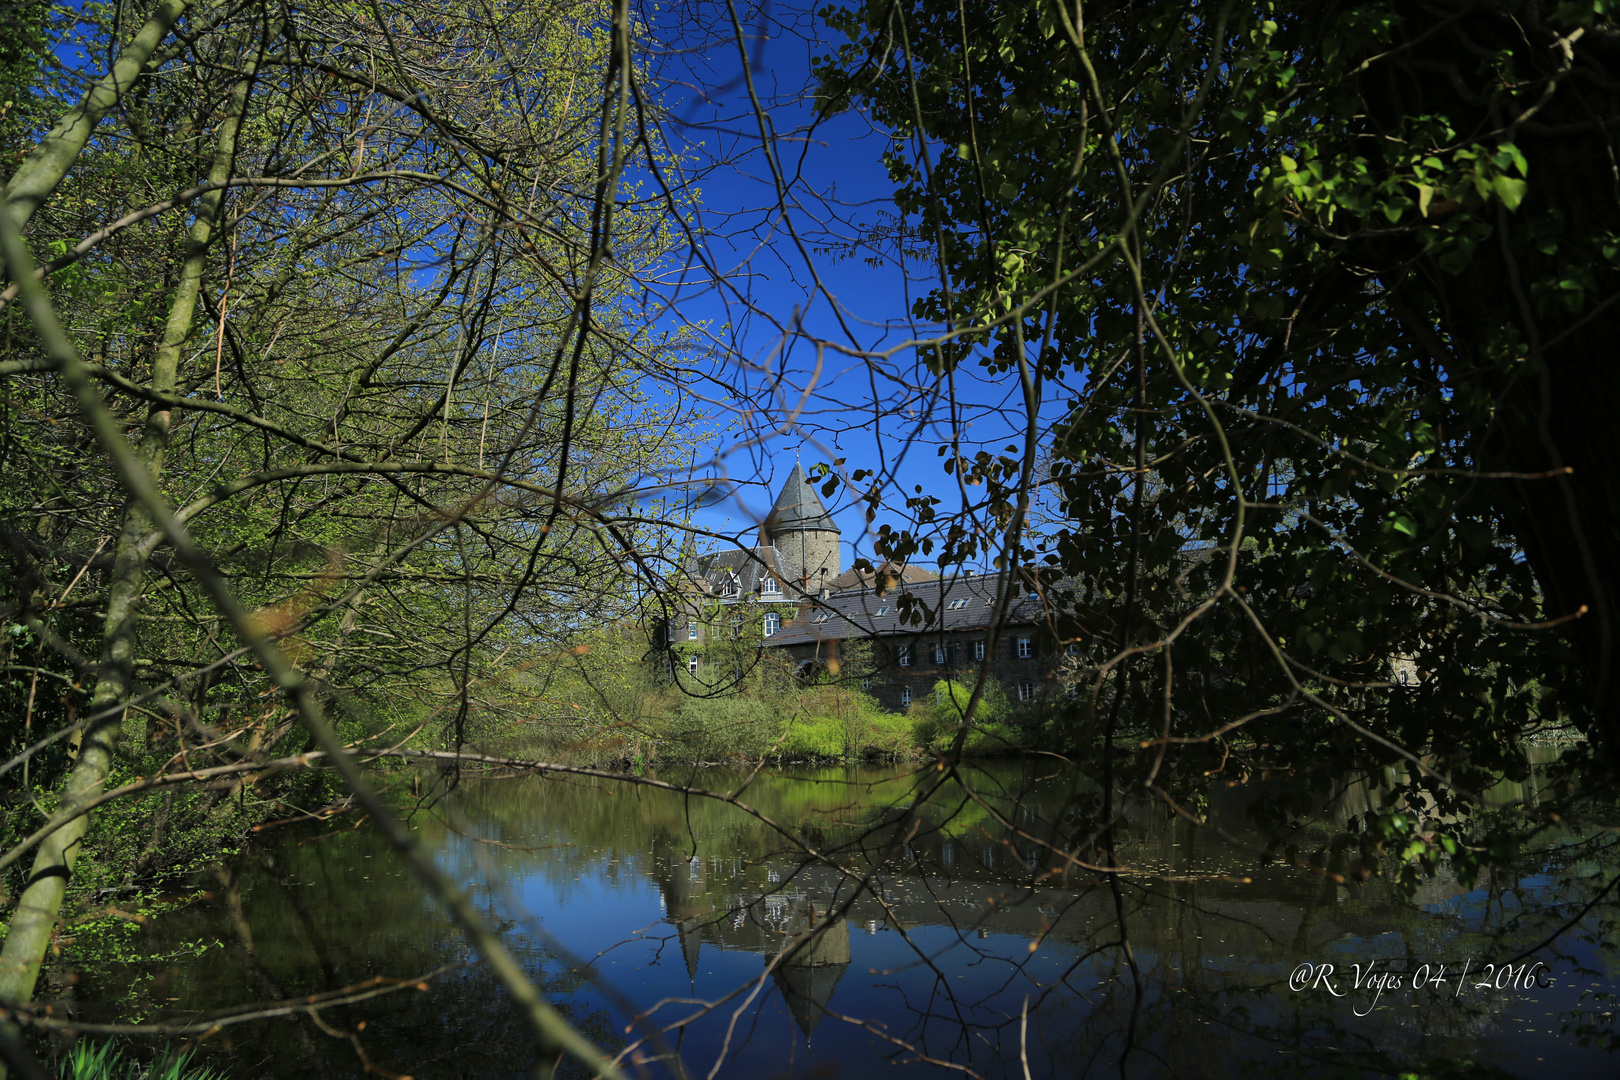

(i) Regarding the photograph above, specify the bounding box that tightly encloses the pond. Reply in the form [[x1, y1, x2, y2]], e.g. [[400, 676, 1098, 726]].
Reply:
[[75, 760, 1618, 1078]]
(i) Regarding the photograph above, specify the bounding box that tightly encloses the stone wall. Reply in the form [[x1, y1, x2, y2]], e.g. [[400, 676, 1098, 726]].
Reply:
[[778, 627, 1057, 713], [767, 526, 841, 588]]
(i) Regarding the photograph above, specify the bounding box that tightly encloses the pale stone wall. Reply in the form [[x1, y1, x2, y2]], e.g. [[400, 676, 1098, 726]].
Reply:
[[770, 527, 842, 588]]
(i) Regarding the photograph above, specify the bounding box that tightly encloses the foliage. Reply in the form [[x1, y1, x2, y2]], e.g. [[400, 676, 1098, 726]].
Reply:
[[810, 0, 1620, 896], [59, 1042, 225, 1080], [909, 677, 1021, 754], [0, 0, 701, 1033]]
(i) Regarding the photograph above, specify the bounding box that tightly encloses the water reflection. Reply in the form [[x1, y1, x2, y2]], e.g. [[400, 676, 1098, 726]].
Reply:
[[70, 759, 1618, 1078]]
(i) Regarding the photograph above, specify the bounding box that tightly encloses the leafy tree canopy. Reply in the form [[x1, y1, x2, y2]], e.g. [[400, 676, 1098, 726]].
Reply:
[[813, 0, 1620, 871]]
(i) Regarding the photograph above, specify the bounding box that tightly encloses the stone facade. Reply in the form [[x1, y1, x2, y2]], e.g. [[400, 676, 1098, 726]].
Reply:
[[760, 462, 842, 588], [660, 465, 1062, 709], [765, 570, 1058, 713]]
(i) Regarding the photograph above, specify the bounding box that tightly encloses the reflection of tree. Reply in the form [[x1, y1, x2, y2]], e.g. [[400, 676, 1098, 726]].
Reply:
[[74, 819, 620, 1079], [71, 760, 1611, 1078]]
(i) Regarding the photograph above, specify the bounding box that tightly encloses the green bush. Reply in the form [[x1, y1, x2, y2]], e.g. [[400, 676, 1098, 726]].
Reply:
[[778, 715, 847, 758], [912, 679, 1024, 755], [776, 688, 918, 761], [660, 695, 781, 760]]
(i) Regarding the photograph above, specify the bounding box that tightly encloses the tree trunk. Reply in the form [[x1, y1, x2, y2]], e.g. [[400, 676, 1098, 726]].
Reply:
[[0, 50, 258, 1012]]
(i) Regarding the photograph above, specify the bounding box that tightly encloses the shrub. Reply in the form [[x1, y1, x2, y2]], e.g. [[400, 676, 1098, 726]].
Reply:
[[912, 679, 1024, 755], [660, 695, 780, 760]]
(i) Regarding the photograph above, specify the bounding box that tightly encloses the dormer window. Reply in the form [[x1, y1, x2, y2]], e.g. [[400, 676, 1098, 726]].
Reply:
[[761, 577, 778, 594], [722, 577, 740, 597]]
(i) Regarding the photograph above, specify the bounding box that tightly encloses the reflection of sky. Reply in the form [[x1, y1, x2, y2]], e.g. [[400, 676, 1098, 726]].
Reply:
[[431, 801, 1618, 1079]]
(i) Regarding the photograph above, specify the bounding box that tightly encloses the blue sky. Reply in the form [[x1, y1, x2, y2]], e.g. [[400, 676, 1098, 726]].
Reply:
[[635, 2, 1069, 569]]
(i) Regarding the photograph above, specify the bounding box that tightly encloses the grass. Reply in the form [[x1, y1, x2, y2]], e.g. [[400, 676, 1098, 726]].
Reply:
[[61, 1042, 226, 1080]]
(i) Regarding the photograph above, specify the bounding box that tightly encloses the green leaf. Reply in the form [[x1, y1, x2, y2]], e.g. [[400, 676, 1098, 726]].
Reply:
[[1492, 175, 1528, 212]]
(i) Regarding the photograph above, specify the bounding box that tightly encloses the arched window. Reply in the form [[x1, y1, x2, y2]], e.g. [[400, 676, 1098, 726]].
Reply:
[[763, 612, 781, 636]]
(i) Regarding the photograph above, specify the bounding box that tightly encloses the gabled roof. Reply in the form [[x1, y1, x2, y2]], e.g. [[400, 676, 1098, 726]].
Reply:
[[687, 547, 791, 597], [763, 464, 838, 534], [766, 572, 1046, 647]]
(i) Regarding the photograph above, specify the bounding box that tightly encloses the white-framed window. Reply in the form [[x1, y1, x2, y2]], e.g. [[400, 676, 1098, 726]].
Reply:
[[973, 640, 986, 661], [946, 597, 970, 610], [933, 644, 946, 665], [900, 687, 913, 706], [898, 644, 911, 667], [874, 606, 888, 617], [688, 656, 700, 674], [761, 577, 778, 594], [723, 577, 739, 597], [1016, 637, 1033, 658], [1018, 681, 1035, 701], [688, 622, 699, 640], [763, 612, 781, 636]]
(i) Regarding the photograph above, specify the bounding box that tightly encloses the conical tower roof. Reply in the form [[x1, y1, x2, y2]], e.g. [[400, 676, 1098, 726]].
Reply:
[[774, 962, 847, 1040], [763, 464, 838, 534]]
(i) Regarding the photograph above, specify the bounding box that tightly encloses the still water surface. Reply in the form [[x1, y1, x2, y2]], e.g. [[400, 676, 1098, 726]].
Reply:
[[86, 761, 1616, 1078]]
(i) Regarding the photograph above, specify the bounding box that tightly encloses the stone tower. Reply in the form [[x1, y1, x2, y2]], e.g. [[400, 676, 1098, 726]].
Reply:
[[764, 463, 842, 590]]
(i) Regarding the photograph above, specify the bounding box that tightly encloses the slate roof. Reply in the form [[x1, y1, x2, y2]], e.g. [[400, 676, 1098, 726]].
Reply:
[[825, 562, 939, 592], [767, 572, 1046, 647], [686, 546, 794, 599], [762, 464, 838, 533]]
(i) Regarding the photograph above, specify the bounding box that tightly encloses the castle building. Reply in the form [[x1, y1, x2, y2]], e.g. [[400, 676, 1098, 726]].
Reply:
[[677, 464, 844, 604], [663, 465, 1059, 712]]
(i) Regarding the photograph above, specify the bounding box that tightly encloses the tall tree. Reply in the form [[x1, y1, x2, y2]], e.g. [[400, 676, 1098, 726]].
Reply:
[[813, 0, 1619, 870], [0, 0, 695, 1068]]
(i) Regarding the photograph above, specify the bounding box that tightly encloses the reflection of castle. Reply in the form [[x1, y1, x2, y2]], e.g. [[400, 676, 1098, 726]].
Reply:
[[641, 819, 1481, 1045]]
